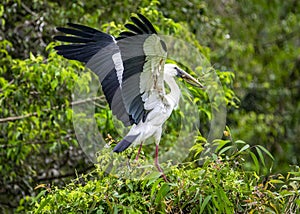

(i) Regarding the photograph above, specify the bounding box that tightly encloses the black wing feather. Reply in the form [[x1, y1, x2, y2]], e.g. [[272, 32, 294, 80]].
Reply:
[[67, 23, 102, 34], [56, 27, 95, 38], [119, 31, 137, 37], [54, 23, 114, 63], [137, 13, 157, 34], [117, 13, 157, 39], [54, 35, 94, 43], [131, 16, 150, 33], [124, 23, 144, 34]]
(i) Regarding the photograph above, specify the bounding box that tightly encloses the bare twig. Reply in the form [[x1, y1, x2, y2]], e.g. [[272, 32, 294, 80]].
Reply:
[[21, 2, 38, 16]]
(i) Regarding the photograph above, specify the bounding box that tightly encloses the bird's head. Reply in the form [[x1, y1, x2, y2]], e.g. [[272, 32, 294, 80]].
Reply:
[[164, 64, 204, 88]]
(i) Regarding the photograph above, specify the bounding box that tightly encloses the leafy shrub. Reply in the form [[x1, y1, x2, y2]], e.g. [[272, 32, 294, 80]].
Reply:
[[17, 141, 299, 213]]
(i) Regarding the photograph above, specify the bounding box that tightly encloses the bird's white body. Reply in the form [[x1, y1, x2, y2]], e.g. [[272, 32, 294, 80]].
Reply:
[[125, 65, 181, 148]]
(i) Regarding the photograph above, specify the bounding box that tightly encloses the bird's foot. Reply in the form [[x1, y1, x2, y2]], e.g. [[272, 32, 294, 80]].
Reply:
[[154, 144, 168, 182], [160, 172, 168, 182], [155, 160, 168, 182]]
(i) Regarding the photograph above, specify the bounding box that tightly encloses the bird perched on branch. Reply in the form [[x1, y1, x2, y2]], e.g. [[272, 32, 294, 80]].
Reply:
[[54, 13, 203, 181]]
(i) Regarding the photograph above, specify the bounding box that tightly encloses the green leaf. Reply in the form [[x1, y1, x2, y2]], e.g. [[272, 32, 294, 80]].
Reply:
[[269, 179, 284, 184], [256, 145, 274, 160], [250, 152, 260, 173], [66, 108, 73, 120], [218, 145, 234, 155], [155, 183, 170, 204], [239, 144, 250, 153], [51, 79, 58, 90], [234, 140, 247, 145], [200, 195, 211, 214], [150, 178, 162, 201], [143, 171, 161, 185], [34, 197, 51, 214], [255, 146, 266, 167]]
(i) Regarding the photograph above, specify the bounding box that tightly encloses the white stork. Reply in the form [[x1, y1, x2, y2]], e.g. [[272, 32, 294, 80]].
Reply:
[[54, 13, 203, 180]]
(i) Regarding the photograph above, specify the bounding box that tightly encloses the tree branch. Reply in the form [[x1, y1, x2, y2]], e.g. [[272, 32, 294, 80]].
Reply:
[[21, 2, 38, 16], [0, 95, 105, 123], [0, 133, 74, 149]]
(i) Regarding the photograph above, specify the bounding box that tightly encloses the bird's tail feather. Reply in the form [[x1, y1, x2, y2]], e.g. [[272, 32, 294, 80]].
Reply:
[[113, 134, 140, 152]]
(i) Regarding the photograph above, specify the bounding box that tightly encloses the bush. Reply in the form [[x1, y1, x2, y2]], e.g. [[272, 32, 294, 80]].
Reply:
[[17, 141, 300, 213]]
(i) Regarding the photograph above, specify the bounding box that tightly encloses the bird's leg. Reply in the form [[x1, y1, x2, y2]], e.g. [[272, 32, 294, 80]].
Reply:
[[155, 144, 168, 182], [153, 128, 168, 181], [135, 141, 143, 161]]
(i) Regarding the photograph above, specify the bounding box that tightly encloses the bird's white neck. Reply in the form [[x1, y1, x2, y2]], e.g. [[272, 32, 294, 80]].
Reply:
[[164, 75, 180, 108]]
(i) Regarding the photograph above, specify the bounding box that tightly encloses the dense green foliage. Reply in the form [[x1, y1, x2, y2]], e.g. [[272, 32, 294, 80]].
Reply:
[[1, 0, 299, 213], [17, 143, 300, 213]]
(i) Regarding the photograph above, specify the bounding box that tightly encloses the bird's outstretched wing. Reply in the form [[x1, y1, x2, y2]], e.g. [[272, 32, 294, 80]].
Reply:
[[54, 23, 115, 63], [54, 13, 167, 126]]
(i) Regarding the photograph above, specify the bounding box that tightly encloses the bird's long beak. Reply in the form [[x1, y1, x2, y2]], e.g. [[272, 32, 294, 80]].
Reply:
[[176, 68, 204, 88]]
